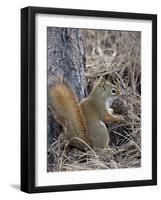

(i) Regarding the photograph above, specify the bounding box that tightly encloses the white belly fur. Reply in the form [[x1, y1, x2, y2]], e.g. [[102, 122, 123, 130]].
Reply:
[[106, 100, 114, 114]]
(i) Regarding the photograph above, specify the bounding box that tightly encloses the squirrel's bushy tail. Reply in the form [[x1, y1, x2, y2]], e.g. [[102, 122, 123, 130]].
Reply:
[[49, 83, 91, 147]]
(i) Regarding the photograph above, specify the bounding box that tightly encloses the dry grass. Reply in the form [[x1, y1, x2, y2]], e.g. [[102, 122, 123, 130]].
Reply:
[[48, 29, 141, 172]]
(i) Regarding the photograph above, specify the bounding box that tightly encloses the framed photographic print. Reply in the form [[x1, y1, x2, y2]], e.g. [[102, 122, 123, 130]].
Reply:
[[21, 6, 157, 193]]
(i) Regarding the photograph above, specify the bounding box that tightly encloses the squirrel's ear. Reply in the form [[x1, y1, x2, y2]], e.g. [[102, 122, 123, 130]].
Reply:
[[99, 76, 106, 83], [98, 76, 107, 86]]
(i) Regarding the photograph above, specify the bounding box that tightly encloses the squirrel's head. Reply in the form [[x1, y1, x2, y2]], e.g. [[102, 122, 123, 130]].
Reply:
[[91, 76, 121, 103]]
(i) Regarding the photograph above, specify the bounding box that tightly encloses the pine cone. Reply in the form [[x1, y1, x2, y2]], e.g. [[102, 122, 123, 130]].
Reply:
[[111, 98, 128, 115]]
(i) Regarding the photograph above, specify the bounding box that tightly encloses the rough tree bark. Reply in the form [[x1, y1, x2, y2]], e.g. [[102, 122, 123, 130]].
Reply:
[[47, 27, 87, 156]]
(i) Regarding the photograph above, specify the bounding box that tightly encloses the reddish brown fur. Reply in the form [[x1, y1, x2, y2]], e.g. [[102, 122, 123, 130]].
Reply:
[[49, 83, 92, 147]]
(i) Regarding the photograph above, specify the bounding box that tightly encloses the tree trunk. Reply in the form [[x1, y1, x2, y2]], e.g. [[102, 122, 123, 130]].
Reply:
[[47, 27, 87, 153]]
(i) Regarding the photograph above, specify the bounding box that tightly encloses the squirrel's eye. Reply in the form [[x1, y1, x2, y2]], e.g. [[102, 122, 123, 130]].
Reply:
[[111, 88, 116, 95]]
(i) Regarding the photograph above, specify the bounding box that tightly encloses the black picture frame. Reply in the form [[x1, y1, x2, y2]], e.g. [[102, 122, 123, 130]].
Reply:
[[21, 6, 157, 193]]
